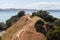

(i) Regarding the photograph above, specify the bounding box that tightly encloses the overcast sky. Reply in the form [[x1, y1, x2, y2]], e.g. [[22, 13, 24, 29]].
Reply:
[[0, 0, 60, 10]]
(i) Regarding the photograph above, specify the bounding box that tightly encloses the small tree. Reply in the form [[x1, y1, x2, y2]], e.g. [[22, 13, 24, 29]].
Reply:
[[45, 15, 57, 22], [54, 19, 60, 26], [35, 20, 44, 25], [6, 15, 18, 27], [36, 10, 49, 18], [46, 27, 60, 40], [32, 10, 57, 23], [0, 22, 6, 30], [6, 11, 25, 27], [32, 12, 37, 16], [34, 20, 46, 34], [17, 11, 25, 17]]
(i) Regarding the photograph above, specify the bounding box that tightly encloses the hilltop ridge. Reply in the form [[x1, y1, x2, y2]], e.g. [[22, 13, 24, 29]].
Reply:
[[2, 14, 47, 40], [1, 10, 60, 40]]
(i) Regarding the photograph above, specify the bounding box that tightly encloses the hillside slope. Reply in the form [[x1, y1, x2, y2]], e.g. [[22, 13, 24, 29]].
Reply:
[[2, 14, 47, 40]]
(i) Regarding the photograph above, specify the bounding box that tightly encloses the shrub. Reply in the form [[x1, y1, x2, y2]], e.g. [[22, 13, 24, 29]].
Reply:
[[34, 20, 46, 34], [32, 12, 37, 16], [0, 22, 6, 31], [35, 20, 44, 25], [6, 11, 25, 27], [6, 15, 19, 27], [32, 10, 57, 23], [46, 26, 60, 40], [17, 11, 25, 17], [54, 19, 60, 26]]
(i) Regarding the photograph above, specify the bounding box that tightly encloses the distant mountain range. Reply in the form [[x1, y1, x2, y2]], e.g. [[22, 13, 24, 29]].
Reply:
[[0, 8, 37, 12], [0, 8, 60, 12]]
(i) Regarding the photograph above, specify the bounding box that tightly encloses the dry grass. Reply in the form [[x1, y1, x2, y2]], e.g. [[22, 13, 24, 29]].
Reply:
[[2, 16, 29, 40], [2, 15, 47, 40]]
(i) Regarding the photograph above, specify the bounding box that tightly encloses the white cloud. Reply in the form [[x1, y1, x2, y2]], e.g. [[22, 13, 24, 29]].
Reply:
[[25, 2, 60, 10], [0, 2, 60, 10], [0, 4, 17, 9]]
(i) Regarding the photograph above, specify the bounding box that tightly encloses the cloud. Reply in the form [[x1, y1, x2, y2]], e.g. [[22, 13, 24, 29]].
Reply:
[[25, 2, 60, 10], [0, 4, 17, 9], [0, 2, 60, 10]]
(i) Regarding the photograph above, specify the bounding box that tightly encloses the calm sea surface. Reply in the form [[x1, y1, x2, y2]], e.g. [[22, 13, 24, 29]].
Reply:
[[0, 10, 60, 22]]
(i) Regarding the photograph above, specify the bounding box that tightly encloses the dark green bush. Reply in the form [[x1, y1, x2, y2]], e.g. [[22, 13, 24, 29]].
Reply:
[[6, 15, 19, 27], [6, 11, 25, 27], [34, 20, 46, 34], [32, 10, 57, 23], [0, 22, 6, 31], [46, 27, 60, 40], [36, 20, 44, 25], [17, 11, 25, 17], [54, 19, 60, 26], [32, 12, 37, 16]]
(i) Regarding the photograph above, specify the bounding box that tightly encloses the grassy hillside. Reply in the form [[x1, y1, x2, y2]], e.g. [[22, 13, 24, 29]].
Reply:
[[2, 14, 47, 40], [2, 15, 30, 40], [1, 10, 60, 40]]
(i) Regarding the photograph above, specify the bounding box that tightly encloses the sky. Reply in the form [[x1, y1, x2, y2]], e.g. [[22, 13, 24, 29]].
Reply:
[[0, 0, 60, 10]]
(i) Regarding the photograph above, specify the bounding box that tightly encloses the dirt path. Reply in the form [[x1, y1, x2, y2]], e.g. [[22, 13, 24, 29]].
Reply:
[[16, 16, 33, 40], [16, 17, 40, 40], [11, 16, 33, 40], [11, 16, 40, 40]]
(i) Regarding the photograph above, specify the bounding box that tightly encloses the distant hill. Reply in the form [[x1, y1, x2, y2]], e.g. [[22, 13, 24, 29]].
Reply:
[[0, 9, 37, 12], [0, 8, 60, 13], [48, 10, 60, 12]]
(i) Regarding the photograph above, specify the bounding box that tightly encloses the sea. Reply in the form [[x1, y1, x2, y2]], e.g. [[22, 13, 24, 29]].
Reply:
[[0, 10, 60, 22]]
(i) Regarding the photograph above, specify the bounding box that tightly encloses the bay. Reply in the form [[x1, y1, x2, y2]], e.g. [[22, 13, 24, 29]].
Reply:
[[0, 10, 60, 22]]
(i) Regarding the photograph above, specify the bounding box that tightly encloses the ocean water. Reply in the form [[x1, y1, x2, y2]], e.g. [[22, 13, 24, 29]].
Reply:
[[48, 10, 60, 18], [0, 11, 19, 22], [0, 10, 60, 22]]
